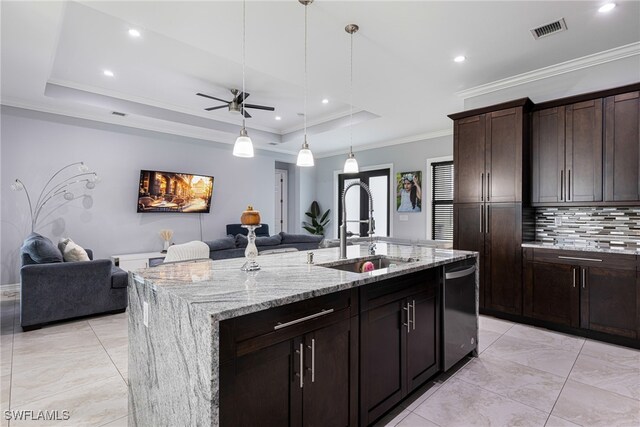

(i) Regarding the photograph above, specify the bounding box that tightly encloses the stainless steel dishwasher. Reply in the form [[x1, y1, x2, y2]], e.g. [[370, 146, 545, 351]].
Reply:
[[442, 258, 478, 371]]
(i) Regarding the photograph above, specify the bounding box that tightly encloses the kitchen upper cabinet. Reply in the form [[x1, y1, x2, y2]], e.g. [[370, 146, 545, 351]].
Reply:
[[566, 99, 603, 203], [531, 99, 603, 205], [604, 91, 640, 203], [453, 104, 527, 204], [454, 115, 486, 203]]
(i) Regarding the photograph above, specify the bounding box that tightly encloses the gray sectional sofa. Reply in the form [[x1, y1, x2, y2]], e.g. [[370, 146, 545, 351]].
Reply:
[[204, 224, 324, 260]]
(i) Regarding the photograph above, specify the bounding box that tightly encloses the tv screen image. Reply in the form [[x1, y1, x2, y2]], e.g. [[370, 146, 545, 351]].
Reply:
[[137, 170, 214, 213]]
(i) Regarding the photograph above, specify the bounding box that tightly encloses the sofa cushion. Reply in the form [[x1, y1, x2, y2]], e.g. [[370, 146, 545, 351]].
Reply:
[[21, 233, 63, 264], [61, 239, 90, 262], [279, 232, 324, 244], [226, 223, 270, 237], [235, 234, 283, 248], [204, 236, 236, 252], [111, 266, 128, 289]]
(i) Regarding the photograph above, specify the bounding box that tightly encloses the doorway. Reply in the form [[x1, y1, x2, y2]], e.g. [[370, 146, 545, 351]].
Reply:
[[337, 168, 390, 238]]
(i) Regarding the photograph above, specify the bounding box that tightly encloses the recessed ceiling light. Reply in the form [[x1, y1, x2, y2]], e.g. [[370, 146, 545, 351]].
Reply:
[[275, 116, 282, 121], [454, 55, 466, 63], [598, 2, 616, 12], [103, 70, 114, 77], [128, 28, 141, 37], [322, 98, 329, 104]]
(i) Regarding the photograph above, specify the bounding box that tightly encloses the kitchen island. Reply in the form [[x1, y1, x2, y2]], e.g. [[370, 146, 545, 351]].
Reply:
[[128, 243, 478, 426]]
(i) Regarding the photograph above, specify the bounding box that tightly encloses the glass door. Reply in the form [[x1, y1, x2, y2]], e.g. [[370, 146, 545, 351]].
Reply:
[[338, 169, 390, 238]]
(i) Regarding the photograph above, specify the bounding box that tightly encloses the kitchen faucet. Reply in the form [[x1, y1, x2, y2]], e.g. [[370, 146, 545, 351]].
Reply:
[[340, 181, 375, 259]]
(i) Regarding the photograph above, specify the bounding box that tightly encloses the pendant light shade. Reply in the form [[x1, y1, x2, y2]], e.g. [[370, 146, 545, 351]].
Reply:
[[233, 0, 254, 158], [296, 0, 314, 167], [343, 23, 360, 173], [343, 146, 359, 173], [296, 137, 314, 167], [233, 127, 254, 157]]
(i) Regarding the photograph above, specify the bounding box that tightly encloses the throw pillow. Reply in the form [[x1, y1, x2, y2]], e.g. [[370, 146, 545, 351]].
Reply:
[[21, 232, 63, 264], [204, 235, 236, 251], [58, 237, 71, 253], [62, 239, 90, 262]]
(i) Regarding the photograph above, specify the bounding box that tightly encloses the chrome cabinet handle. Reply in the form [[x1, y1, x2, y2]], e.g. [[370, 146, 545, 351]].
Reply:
[[572, 267, 576, 288], [560, 170, 563, 201], [481, 173, 484, 201], [487, 172, 491, 201], [308, 338, 315, 383], [486, 205, 490, 234], [558, 256, 602, 262], [480, 206, 483, 234], [296, 343, 304, 388], [403, 303, 410, 333], [582, 268, 586, 289], [411, 300, 416, 331], [568, 170, 571, 201], [274, 309, 334, 330]]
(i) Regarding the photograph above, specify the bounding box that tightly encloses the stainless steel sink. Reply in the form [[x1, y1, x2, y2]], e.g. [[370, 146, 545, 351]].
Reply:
[[318, 255, 418, 274]]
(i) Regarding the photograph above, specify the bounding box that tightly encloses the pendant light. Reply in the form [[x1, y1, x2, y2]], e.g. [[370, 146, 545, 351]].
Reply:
[[343, 24, 360, 173], [296, 0, 314, 167], [233, 0, 254, 158]]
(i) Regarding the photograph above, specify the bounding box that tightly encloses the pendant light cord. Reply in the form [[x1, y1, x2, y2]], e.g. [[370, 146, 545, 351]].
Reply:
[[349, 30, 353, 150], [242, 0, 246, 130], [303, 3, 308, 141]]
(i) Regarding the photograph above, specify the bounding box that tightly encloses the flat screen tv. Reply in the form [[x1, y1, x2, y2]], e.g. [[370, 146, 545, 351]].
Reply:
[[137, 170, 214, 213]]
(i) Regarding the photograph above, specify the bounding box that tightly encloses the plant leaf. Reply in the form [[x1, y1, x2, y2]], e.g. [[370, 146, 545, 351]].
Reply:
[[303, 226, 316, 234], [319, 209, 330, 223]]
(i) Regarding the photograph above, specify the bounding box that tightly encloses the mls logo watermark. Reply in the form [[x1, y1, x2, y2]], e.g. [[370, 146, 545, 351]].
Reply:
[[4, 410, 70, 421]]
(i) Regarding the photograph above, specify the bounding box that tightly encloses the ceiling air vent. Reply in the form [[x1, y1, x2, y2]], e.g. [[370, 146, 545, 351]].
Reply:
[[111, 111, 126, 117], [530, 18, 567, 40]]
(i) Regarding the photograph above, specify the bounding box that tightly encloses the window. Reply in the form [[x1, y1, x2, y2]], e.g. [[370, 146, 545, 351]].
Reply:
[[338, 168, 390, 238], [432, 161, 453, 241]]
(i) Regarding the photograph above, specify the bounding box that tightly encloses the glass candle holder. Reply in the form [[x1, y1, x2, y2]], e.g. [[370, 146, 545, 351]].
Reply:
[[241, 224, 261, 271]]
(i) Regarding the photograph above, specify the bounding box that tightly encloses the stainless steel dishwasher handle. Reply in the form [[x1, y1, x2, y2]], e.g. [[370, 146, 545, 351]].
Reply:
[[274, 309, 334, 330], [445, 265, 476, 280]]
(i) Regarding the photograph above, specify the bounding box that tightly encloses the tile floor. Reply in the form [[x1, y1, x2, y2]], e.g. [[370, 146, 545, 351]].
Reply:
[[1, 289, 639, 427]]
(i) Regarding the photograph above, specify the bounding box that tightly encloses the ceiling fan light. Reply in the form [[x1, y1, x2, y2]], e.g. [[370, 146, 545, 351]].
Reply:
[[233, 128, 254, 158], [296, 138, 314, 167]]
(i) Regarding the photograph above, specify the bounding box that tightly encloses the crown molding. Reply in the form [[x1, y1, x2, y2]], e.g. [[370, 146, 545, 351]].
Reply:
[[315, 128, 452, 159], [456, 42, 640, 99]]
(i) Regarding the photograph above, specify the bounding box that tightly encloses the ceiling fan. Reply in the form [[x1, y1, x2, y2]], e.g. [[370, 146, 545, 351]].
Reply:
[[196, 89, 275, 118]]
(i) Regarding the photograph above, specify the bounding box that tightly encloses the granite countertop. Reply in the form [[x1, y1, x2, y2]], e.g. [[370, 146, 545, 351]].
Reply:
[[522, 242, 639, 256], [131, 243, 476, 322]]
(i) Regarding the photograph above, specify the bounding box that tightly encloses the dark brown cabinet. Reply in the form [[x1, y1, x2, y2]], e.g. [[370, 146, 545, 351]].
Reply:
[[523, 248, 640, 341], [532, 100, 603, 205], [219, 290, 358, 427], [604, 91, 640, 203], [359, 270, 439, 425], [451, 99, 531, 315]]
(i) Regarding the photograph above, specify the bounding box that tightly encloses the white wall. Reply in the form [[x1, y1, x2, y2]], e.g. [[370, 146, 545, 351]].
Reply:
[[0, 107, 301, 285], [314, 134, 453, 240]]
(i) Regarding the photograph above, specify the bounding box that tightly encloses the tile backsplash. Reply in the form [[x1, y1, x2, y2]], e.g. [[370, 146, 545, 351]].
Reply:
[[535, 207, 640, 249]]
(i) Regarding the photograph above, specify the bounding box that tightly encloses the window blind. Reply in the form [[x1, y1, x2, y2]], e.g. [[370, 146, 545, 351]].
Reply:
[[432, 161, 454, 241]]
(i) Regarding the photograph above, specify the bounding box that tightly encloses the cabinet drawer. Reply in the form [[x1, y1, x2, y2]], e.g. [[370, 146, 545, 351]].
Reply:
[[532, 248, 636, 270], [220, 289, 355, 361], [360, 269, 438, 312]]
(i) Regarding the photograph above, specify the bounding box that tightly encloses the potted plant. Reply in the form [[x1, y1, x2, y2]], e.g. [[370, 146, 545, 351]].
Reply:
[[303, 201, 330, 235]]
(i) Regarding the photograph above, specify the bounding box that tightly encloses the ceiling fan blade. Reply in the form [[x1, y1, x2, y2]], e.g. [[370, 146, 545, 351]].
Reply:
[[243, 103, 275, 111], [196, 92, 230, 103], [204, 105, 228, 111], [236, 92, 250, 104], [242, 108, 252, 118]]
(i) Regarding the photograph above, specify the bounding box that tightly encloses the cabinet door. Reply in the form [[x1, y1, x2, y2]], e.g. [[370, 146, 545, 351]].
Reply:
[[604, 91, 640, 202], [565, 99, 603, 202], [582, 267, 640, 339], [303, 318, 357, 427], [532, 107, 565, 204], [453, 203, 485, 308], [523, 262, 579, 327], [454, 115, 486, 203], [486, 107, 523, 203], [360, 299, 406, 425], [219, 339, 301, 427], [484, 203, 522, 315], [406, 288, 439, 393]]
